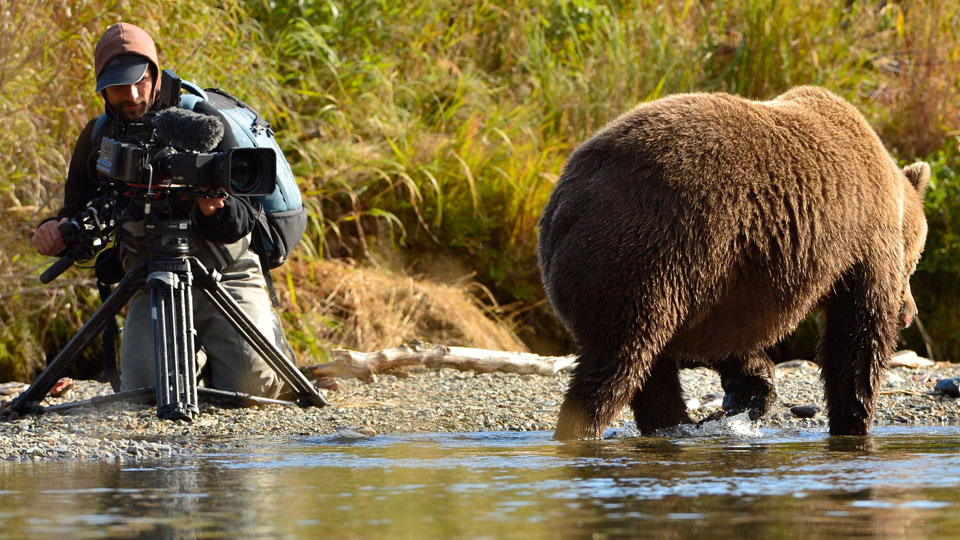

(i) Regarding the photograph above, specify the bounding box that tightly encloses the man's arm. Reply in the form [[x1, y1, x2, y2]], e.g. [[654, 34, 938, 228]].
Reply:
[[60, 118, 103, 219], [33, 118, 102, 255], [194, 195, 259, 243]]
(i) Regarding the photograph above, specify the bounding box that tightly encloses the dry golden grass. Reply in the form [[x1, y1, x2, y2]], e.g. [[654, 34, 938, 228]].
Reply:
[[279, 259, 527, 359]]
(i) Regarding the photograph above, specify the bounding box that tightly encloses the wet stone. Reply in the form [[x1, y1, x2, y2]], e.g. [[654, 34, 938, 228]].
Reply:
[[934, 378, 960, 398], [789, 404, 822, 419]]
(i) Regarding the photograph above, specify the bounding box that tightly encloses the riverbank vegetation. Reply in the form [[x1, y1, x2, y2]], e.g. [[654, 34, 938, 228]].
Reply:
[[2, 0, 959, 381]]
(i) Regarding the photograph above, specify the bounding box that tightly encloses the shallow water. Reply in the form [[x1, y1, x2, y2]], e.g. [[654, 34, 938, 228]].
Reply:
[[2, 425, 960, 539]]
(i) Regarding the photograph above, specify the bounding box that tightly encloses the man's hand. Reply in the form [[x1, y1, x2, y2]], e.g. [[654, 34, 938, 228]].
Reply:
[[33, 218, 67, 256], [196, 194, 228, 217]]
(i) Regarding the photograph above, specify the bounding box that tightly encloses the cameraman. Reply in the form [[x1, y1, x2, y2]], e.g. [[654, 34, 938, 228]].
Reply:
[[32, 22, 284, 399]]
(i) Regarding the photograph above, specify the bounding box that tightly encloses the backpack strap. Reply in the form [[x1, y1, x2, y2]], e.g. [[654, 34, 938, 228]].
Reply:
[[166, 80, 207, 112], [180, 80, 209, 101], [91, 114, 109, 145]]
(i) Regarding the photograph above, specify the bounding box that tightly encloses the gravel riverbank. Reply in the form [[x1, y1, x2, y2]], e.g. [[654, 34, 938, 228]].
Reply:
[[2, 355, 959, 461]]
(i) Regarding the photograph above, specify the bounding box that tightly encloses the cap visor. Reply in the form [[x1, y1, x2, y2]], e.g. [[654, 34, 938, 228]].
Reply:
[[95, 57, 149, 92]]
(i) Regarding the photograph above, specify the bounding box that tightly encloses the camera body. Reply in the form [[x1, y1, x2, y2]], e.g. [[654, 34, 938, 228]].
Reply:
[[95, 69, 276, 197], [96, 134, 276, 197]]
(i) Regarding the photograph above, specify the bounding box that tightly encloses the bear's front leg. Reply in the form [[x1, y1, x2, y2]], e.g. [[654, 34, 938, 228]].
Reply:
[[630, 355, 692, 434], [715, 352, 777, 420], [819, 262, 901, 435]]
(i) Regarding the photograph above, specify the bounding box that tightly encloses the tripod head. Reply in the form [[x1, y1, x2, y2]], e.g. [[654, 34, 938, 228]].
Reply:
[[40, 185, 207, 283]]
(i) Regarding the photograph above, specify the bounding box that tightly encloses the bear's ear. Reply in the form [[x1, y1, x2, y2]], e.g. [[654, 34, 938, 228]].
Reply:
[[903, 161, 931, 194]]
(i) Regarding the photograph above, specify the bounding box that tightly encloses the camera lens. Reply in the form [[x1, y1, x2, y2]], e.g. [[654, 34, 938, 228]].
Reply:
[[223, 148, 277, 196], [229, 155, 257, 189]]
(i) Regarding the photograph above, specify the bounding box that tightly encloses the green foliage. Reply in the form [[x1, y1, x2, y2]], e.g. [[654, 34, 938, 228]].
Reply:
[[917, 137, 960, 275], [3, 0, 960, 381], [906, 136, 960, 362]]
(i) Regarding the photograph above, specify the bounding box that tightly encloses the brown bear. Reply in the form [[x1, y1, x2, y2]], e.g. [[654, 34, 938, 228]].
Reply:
[[537, 86, 930, 439]]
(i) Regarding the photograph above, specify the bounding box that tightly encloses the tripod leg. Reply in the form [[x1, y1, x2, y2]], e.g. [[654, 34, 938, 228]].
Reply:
[[96, 281, 122, 392], [190, 259, 328, 408], [148, 264, 199, 421], [3, 264, 146, 418]]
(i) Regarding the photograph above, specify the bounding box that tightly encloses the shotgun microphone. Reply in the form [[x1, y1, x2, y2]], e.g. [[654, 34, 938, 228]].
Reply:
[[152, 107, 224, 152]]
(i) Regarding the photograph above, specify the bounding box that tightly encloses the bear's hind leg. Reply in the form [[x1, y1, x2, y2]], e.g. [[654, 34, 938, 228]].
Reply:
[[555, 344, 644, 440], [629, 355, 691, 434], [714, 353, 777, 420], [820, 262, 900, 435]]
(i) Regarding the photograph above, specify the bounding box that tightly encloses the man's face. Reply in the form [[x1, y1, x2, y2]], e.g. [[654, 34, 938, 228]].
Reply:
[[104, 69, 154, 122]]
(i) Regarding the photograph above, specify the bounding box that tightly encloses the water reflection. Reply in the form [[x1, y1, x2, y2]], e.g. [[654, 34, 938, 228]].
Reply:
[[1, 427, 959, 539]]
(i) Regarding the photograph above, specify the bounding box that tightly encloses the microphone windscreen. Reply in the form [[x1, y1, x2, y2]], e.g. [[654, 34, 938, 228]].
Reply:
[[153, 107, 225, 152]]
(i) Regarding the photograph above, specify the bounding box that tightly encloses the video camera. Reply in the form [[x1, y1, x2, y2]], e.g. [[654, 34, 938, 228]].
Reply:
[[95, 70, 276, 197]]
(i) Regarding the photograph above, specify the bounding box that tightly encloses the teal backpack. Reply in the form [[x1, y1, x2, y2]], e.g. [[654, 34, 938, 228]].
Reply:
[[177, 80, 306, 270]]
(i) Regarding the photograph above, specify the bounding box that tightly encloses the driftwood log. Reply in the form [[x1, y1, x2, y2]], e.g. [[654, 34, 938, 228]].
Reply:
[[307, 343, 929, 383], [307, 342, 576, 382]]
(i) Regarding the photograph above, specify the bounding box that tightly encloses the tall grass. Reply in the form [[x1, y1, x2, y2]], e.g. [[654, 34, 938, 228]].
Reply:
[[3, 0, 960, 380]]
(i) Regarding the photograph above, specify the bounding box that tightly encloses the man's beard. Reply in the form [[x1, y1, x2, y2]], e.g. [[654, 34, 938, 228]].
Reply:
[[117, 100, 149, 122], [121, 101, 147, 122]]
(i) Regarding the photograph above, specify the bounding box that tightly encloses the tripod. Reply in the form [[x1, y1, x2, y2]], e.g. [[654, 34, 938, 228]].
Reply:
[[4, 217, 327, 421]]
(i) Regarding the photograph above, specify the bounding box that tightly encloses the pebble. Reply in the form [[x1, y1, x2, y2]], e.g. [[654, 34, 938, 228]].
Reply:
[[700, 394, 723, 409], [1, 355, 959, 461]]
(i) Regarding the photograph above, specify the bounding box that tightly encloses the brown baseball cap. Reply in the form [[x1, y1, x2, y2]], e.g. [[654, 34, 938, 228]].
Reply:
[[94, 23, 159, 93]]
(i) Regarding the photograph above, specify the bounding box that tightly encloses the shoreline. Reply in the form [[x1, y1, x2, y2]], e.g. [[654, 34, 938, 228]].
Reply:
[[2, 358, 959, 461]]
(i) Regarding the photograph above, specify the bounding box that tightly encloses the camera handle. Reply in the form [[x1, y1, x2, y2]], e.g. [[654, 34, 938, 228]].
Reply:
[[3, 255, 328, 421]]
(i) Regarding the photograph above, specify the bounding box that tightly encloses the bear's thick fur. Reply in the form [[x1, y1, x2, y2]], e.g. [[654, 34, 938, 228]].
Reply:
[[538, 86, 930, 439]]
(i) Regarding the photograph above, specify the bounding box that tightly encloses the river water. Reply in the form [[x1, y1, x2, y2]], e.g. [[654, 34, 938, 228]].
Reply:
[[2, 424, 959, 539]]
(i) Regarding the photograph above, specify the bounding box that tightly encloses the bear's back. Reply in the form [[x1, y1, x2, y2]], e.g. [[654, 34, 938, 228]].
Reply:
[[572, 87, 890, 193]]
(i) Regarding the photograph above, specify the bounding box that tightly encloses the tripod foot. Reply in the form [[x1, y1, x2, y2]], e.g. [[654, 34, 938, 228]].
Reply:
[[1, 400, 43, 421]]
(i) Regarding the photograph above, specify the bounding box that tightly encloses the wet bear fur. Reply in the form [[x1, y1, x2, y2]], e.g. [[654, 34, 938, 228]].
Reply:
[[537, 86, 930, 439]]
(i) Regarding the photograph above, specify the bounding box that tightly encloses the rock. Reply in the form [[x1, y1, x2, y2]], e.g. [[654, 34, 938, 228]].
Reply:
[[789, 404, 822, 419], [885, 372, 905, 386], [934, 378, 960, 398], [700, 394, 723, 408], [49, 378, 73, 397], [314, 377, 339, 391], [890, 350, 934, 368], [334, 425, 376, 439], [775, 360, 819, 371], [0, 382, 28, 396]]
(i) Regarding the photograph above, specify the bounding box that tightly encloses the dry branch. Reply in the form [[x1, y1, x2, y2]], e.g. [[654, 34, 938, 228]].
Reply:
[[307, 342, 576, 382]]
